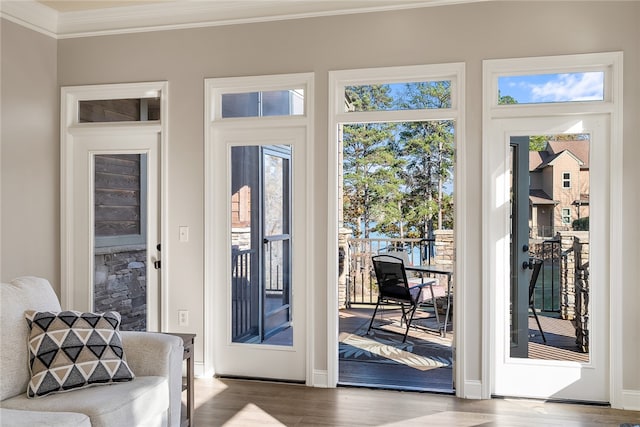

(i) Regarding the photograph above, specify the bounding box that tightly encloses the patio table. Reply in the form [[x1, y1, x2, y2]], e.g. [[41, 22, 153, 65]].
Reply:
[[404, 265, 453, 337]]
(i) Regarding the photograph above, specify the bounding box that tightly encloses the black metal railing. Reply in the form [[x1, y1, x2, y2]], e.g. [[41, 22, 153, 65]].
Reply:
[[231, 248, 254, 341], [345, 237, 435, 306], [530, 238, 561, 313]]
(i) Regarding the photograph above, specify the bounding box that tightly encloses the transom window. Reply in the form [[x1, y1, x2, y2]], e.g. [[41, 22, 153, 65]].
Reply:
[[498, 72, 604, 105], [221, 89, 304, 118], [344, 81, 451, 112], [79, 97, 160, 122]]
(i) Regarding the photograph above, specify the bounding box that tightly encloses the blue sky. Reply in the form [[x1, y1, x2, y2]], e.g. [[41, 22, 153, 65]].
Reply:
[[498, 72, 604, 104]]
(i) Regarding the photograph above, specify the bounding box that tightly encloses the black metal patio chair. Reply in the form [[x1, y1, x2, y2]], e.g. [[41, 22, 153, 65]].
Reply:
[[528, 258, 547, 343], [367, 255, 431, 343]]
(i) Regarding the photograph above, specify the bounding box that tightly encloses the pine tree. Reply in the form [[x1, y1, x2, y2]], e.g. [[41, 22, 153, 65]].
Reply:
[[395, 82, 455, 239], [342, 85, 402, 238]]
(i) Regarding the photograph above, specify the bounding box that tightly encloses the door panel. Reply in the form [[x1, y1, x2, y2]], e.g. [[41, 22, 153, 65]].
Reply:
[[71, 131, 160, 331], [213, 127, 306, 381], [510, 137, 530, 358], [93, 153, 150, 331], [491, 115, 608, 402], [262, 148, 292, 342]]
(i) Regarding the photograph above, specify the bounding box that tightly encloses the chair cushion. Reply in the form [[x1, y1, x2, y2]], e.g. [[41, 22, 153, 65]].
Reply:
[[1, 376, 168, 427], [0, 408, 91, 427], [25, 310, 134, 398], [1, 277, 62, 401]]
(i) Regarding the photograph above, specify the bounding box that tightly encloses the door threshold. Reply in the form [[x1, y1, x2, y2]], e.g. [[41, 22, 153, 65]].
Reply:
[[338, 381, 454, 395], [216, 374, 305, 385], [492, 394, 611, 407]]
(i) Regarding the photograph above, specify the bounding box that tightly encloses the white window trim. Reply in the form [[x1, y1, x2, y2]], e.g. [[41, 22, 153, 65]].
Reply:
[[60, 81, 169, 330], [327, 63, 466, 394], [561, 208, 572, 224], [204, 72, 315, 381], [482, 52, 623, 407]]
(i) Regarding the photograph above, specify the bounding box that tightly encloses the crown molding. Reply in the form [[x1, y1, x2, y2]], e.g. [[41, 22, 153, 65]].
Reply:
[[1, 0, 488, 39], [0, 1, 58, 38]]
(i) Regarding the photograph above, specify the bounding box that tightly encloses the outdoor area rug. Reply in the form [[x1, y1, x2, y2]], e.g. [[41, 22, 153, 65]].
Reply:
[[339, 320, 453, 371]]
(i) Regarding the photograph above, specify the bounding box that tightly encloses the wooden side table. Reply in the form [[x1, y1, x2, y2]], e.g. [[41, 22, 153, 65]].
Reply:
[[167, 333, 196, 427]]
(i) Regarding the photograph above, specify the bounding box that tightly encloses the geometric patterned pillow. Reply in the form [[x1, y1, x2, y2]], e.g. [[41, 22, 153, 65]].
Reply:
[[25, 310, 134, 398]]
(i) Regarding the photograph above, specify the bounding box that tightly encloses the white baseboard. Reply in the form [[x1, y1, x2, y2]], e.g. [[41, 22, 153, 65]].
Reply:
[[312, 369, 329, 388], [459, 380, 483, 399], [194, 361, 211, 378], [621, 389, 640, 411]]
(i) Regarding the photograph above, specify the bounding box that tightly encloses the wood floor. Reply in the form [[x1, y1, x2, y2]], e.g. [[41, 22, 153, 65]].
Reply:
[[192, 377, 640, 426]]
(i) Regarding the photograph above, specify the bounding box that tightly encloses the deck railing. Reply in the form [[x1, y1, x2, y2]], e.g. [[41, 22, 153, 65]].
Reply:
[[231, 248, 254, 341], [345, 237, 435, 306], [529, 238, 561, 313]]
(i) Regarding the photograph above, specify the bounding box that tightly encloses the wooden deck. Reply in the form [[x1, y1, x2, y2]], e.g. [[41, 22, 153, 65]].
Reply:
[[339, 306, 454, 393], [339, 306, 588, 393]]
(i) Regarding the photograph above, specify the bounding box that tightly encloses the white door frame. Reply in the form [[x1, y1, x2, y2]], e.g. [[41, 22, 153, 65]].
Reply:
[[61, 81, 169, 331], [203, 73, 315, 382], [327, 63, 467, 393], [481, 52, 623, 406]]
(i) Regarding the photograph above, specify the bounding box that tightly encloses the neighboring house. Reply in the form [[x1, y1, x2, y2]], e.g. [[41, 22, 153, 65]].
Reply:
[[529, 140, 589, 237]]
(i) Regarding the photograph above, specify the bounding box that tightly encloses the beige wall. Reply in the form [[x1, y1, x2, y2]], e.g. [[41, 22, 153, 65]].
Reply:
[[1, 19, 59, 287], [2, 0, 639, 397]]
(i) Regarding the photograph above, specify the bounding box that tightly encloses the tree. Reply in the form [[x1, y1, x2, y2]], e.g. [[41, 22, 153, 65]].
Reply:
[[498, 90, 518, 105], [393, 82, 455, 239], [529, 135, 547, 151], [342, 85, 402, 238]]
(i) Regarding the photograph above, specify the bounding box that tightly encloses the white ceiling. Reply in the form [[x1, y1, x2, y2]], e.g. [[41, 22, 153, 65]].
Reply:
[[1, 0, 487, 39]]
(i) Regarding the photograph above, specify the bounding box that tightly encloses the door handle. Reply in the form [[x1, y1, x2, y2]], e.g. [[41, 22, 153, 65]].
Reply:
[[154, 243, 161, 269], [523, 258, 542, 270]]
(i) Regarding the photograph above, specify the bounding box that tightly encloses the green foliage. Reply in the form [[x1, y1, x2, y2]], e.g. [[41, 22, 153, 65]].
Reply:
[[529, 135, 547, 151], [498, 90, 518, 105], [572, 217, 589, 231], [343, 85, 401, 238], [342, 81, 455, 240]]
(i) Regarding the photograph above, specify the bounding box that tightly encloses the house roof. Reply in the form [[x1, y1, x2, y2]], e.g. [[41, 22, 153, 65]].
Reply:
[[547, 140, 590, 168], [529, 189, 557, 205], [529, 140, 589, 172], [529, 151, 545, 171]]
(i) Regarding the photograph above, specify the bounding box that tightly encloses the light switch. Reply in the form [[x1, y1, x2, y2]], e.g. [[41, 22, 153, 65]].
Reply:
[[179, 226, 189, 242]]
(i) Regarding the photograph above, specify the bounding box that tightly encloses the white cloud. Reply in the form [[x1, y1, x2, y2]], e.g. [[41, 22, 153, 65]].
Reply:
[[529, 72, 604, 102]]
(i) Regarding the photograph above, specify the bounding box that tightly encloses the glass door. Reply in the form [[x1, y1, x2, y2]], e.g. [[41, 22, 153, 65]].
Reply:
[[230, 145, 292, 345], [491, 115, 609, 402], [261, 147, 292, 343], [212, 127, 306, 382], [93, 153, 152, 331], [70, 131, 160, 331]]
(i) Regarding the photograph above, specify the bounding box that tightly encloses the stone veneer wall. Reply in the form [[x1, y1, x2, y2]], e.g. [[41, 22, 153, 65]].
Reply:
[[572, 233, 590, 352], [434, 230, 454, 268], [337, 228, 353, 309], [94, 246, 147, 331], [557, 230, 589, 322]]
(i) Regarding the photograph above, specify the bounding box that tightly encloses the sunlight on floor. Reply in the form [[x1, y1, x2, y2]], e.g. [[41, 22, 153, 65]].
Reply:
[[504, 398, 553, 415], [382, 411, 496, 426], [193, 378, 228, 410], [224, 403, 285, 426]]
